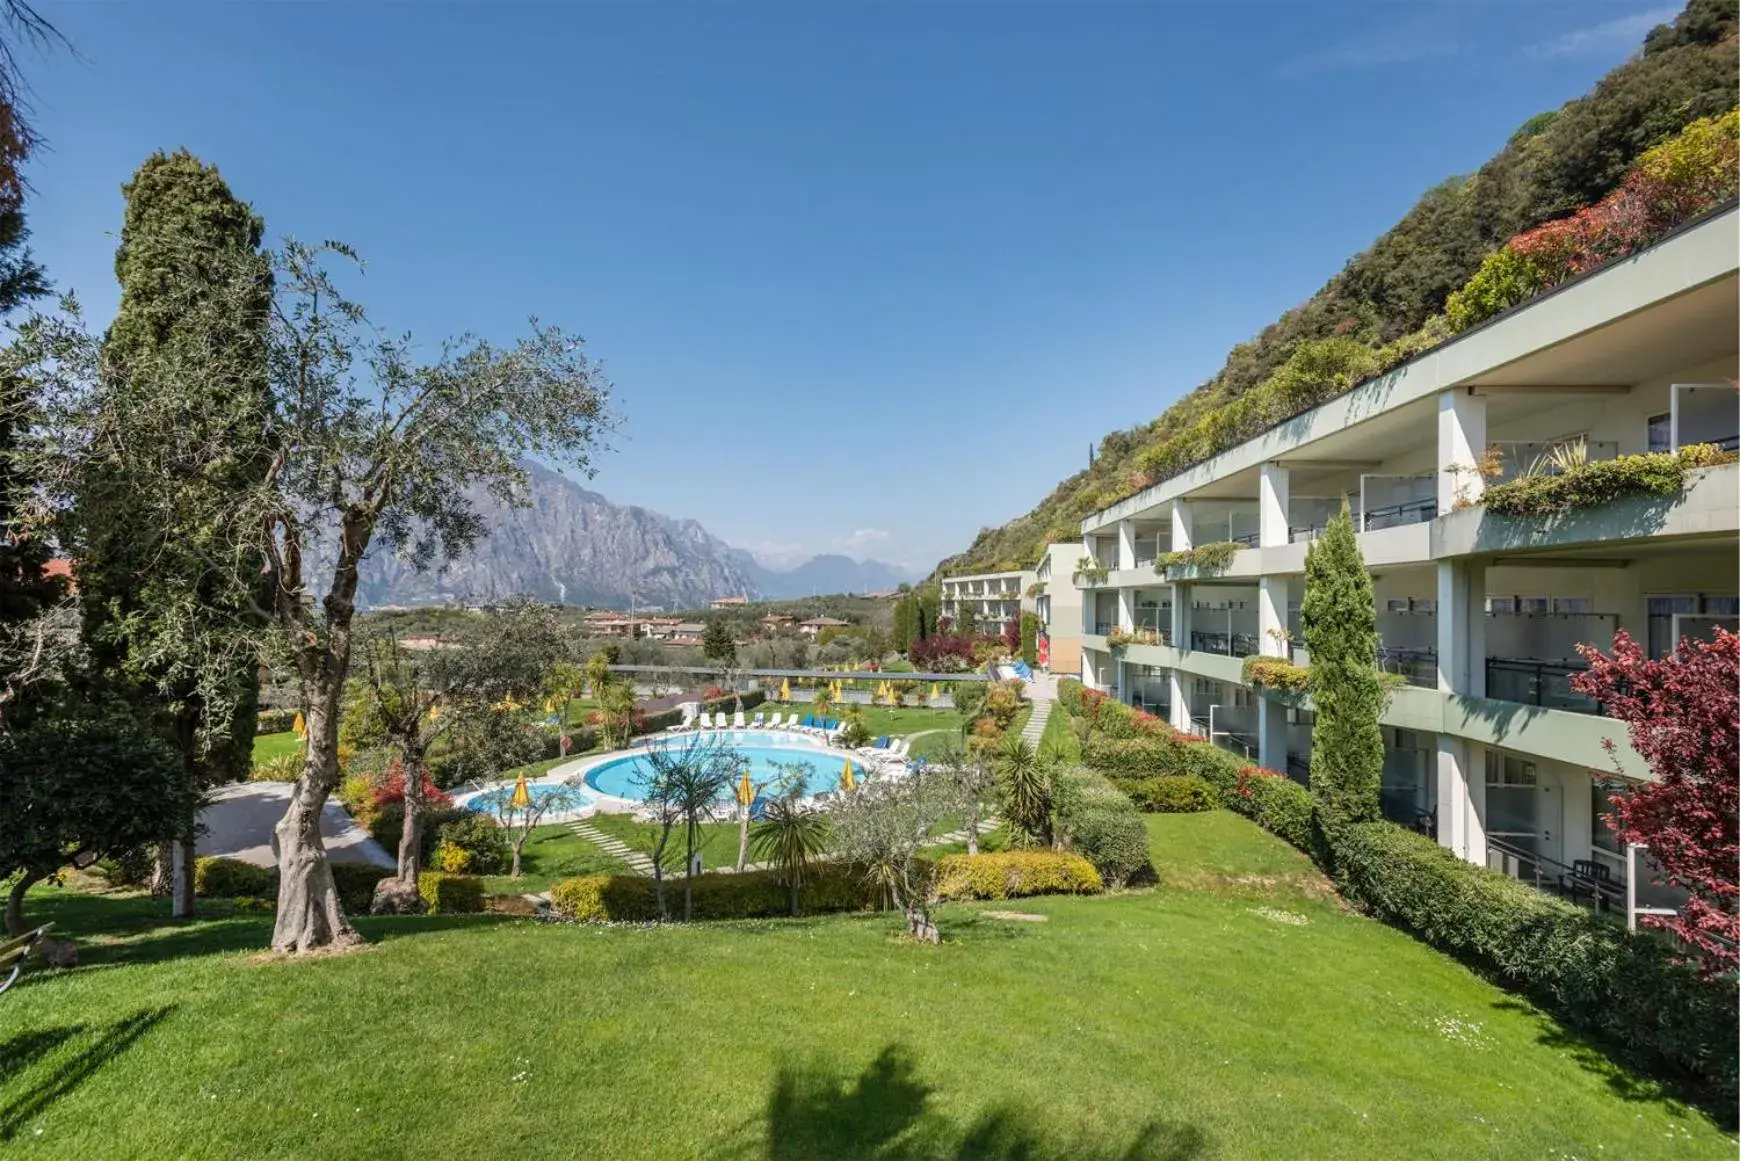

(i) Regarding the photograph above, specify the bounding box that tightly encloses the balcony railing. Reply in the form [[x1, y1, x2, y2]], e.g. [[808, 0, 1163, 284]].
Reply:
[[1092, 621, 1115, 636], [1190, 630, 1258, 658], [1377, 645, 1438, 689], [1490, 439, 1619, 485], [1230, 531, 1259, 548], [1363, 496, 1436, 531], [1485, 658, 1600, 714]]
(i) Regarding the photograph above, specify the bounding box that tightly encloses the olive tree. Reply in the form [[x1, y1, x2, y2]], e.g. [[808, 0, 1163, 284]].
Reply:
[[830, 764, 964, 943], [8, 241, 613, 952]]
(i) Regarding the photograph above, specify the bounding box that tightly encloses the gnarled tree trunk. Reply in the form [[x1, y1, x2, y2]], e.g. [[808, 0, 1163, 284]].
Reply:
[[396, 756, 424, 884], [271, 692, 362, 953], [5, 870, 45, 938]]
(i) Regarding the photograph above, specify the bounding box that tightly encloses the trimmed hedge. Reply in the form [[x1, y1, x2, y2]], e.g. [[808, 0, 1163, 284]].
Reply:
[[417, 872, 486, 914], [1083, 736, 1181, 779], [548, 863, 883, 923], [256, 707, 298, 734], [1057, 677, 1084, 715], [1226, 768, 1318, 854], [193, 858, 392, 915], [1335, 821, 1738, 1111], [194, 857, 274, 898], [1053, 770, 1151, 888], [1117, 774, 1218, 814], [935, 851, 1103, 900]]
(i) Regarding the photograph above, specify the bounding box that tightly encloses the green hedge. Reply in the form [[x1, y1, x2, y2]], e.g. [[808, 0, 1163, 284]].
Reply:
[[1053, 770, 1151, 888], [417, 872, 486, 914], [935, 851, 1103, 900], [194, 858, 392, 915], [256, 707, 298, 734], [1056, 677, 1084, 715], [549, 863, 883, 923], [1225, 769, 1318, 854], [1082, 736, 1181, 779], [1334, 822, 1737, 1111], [194, 857, 274, 898], [1116, 774, 1218, 814]]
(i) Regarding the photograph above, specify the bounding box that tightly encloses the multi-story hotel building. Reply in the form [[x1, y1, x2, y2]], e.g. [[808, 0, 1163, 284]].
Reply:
[[1067, 206, 1737, 892], [939, 569, 1033, 637]]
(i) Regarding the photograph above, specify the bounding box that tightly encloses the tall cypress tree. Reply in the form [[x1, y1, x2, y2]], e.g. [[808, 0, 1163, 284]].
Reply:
[[1300, 504, 1384, 826], [73, 150, 274, 913]]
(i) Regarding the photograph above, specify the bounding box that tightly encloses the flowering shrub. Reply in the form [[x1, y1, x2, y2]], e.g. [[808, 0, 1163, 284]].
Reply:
[[1448, 111, 1739, 332], [1001, 616, 1020, 653], [370, 758, 454, 811], [934, 851, 1103, 900], [1104, 625, 1160, 649], [908, 634, 975, 671], [1571, 629, 1739, 974]]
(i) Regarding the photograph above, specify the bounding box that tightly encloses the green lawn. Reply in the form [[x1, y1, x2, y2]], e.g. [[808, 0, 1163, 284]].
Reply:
[[3, 813, 1730, 1159], [250, 730, 302, 765], [475, 824, 631, 896], [1037, 700, 1080, 761], [586, 812, 748, 872]]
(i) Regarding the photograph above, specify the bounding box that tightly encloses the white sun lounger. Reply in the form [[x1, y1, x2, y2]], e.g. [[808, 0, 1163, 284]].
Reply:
[[697, 712, 713, 730], [734, 711, 747, 728], [751, 712, 765, 727], [767, 712, 783, 729]]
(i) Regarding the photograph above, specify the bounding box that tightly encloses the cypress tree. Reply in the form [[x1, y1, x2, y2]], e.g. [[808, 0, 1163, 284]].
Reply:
[[1300, 503, 1384, 825], [73, 150, 274, 913]]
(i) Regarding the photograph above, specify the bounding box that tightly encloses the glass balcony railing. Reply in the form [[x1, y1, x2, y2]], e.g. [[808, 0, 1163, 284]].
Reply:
[[1363, 496, 1436, 531], [1189, 630, 1258, 658], [1490, 440, 1618, 485], [1485, 658, 1600, 714], [1377, 645, 1438, 689]]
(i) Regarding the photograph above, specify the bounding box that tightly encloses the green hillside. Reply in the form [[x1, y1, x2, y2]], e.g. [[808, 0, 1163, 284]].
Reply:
[[933, 0, 1738, 579]]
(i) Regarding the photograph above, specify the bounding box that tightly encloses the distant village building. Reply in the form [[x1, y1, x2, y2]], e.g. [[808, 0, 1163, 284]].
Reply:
[[797, 616, 850, 639], [669, 622, 706, 647], [710, 595, 749, 608], [760, 612, 795, 629]]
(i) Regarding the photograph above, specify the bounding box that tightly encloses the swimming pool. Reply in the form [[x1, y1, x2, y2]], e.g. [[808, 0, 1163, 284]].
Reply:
[[585, 731, 856, 802], [463, 783, 593, 814]]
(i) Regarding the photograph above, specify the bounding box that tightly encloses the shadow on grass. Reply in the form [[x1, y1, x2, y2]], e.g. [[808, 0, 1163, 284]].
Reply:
[[741, 1043, 1206, 1160], [0, 1006, 173, 1140], [1490, 998, 1727, 1127]]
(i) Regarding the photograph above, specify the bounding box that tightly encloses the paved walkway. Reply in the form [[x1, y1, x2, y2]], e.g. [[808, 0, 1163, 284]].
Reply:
[[1019, 672, 1057, 748], [198, 782, 394, 869]]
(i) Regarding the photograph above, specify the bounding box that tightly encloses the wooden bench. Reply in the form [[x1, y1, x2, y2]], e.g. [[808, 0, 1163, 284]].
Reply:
[[0, 924, 53, 997]]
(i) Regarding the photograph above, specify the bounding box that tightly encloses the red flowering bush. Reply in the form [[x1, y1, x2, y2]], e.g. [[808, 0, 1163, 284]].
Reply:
[[370, 757, 454, 810], [1572, 628, 1739, 973], [703, 686, 727, 700], [1235, 763, 1286, 799], [1002, 616, 1020, 653], [908, 634, 976, 670]]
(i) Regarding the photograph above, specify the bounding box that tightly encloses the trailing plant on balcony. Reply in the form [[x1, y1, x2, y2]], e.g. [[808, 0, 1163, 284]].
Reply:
[[1072, 557, 1109, 586], [1241, 655, 1310, 694], [1153, 540, 1240, 577], [1481, 444, 1735, 517], [1104, 626, 1160, 651], [1024, 582, 1045, 598]]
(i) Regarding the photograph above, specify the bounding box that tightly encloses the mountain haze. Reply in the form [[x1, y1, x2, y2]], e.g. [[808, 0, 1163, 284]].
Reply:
[[351, 463, 912, 609]]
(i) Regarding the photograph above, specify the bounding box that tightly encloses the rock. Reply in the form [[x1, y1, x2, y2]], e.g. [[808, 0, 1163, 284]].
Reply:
[[369, 877, 426, 916], [40, 938, 78, 968]]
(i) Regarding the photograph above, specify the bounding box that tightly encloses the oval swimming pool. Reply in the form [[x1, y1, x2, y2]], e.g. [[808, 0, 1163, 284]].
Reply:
[[463, 783, 593, 814], [586, 731, 855, 802]]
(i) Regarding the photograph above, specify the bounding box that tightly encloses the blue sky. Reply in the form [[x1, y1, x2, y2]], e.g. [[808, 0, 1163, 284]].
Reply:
[[23, 1, 1675, 573]]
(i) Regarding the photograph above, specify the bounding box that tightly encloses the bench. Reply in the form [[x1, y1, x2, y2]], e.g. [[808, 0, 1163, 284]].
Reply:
[[0, 924, 53, 998]]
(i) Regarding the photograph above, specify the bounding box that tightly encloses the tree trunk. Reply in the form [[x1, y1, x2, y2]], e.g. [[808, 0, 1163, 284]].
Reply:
[[397, 755, 424, 884], [965, 798, 981, 857], [148, 842, 174, 897], [736, 810, 750, 873], [511, 830, 528, 879], [906, 906, 939, 944], [271, 689, 362, 953], [171, 835, 196, 918], [5, 870, 44, 937], [789, 878, 799, 918]]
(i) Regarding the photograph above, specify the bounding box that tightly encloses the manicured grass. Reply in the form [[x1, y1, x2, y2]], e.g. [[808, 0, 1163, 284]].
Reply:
[[1037, 699, 1080, 761], [586, 812, 748, 872], [250, 730, 302, 765], [4, 815, 1730, 1159], [475, 824, 631, 896]]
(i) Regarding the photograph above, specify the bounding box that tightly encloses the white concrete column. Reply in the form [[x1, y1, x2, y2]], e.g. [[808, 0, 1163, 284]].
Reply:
[[1560, 765, 1594, 868], [1258, 697, 1290, 772], [1168, 668, 1191, 733], [1116, 587, 1134, 632], [1436, 735, 1487, 864], [1171, 583, 1192, 653], [1259, 463, 1291, 548], [1258, 576, 1290, 658], [1169, 499, 1194, 553], [1116, 519, 1137, 572], [1435, 560, 1487, 698], [1437, 388, 1489, 513], [1115, 658, 1127, 703]]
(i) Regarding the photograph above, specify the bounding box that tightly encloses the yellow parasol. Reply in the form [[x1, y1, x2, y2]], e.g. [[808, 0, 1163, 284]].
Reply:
[[508, 770, 531, 811], [544, 697, 555, 713], [930, 683, 940, 701], [839, 758, 856, 792], [292, 710, 306, 739], [779, 678, 791, 702], [736, 768, 754, 806]]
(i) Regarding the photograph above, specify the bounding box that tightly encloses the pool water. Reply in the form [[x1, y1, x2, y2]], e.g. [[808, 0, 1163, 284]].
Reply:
[[586, 732, 855, 801], [465, 783, 593, 814]]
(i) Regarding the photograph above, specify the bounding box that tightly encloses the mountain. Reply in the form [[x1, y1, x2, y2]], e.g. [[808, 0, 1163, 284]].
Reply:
[[731, 552, 918, 598], [349, 462, 912, 609], [931, 0, 1738, 579]]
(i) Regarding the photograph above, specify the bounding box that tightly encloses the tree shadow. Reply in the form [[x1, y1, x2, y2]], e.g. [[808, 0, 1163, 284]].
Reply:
[[0, 1006, 174, 1140], [1488, 997, 1726, 1126], [747, 1043, 1207, 1161]]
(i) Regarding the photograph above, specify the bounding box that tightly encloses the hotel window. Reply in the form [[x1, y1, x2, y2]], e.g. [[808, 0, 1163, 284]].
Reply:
[[1552, 597, 1591, 614], [1647, 412, 1672, 453]]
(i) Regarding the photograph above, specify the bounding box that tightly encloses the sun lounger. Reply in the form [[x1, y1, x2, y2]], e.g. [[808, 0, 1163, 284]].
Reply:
[[734, 711, 747, 728], [766, 712, 783, 729], [697, 712, 713, 730], [751, 712, 765, 728]]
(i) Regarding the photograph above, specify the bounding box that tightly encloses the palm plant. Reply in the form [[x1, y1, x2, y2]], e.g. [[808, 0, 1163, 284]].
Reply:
[[751, 793, 831, 916], [997, 734, 1053, 847]]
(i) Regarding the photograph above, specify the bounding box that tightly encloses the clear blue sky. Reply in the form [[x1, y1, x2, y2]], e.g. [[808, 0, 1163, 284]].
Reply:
[[24, 1, 1675, 573]]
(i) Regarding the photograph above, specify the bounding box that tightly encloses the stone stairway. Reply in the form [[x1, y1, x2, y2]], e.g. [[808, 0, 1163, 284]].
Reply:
[[1019, 673, 1056, 748], [567, 820, 656, 876]]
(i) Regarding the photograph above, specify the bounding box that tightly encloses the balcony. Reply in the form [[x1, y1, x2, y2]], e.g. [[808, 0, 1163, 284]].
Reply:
[[1190, 630, 1258, 658], [1377, 645, 1438, 689], [1485, 658, 1600, 714], [1489, 439, 1618, 485], [1359, 473, 1436, 532]]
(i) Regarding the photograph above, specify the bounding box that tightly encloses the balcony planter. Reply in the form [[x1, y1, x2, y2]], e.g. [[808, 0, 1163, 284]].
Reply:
[[1153, 540, 1240, 580], [1073, 557, 1110, 588]]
